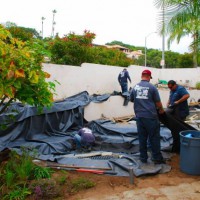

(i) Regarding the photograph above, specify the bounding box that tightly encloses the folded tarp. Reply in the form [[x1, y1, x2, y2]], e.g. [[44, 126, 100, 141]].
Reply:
[[158, 112, 197, 152], [0, 91, 90, 124]]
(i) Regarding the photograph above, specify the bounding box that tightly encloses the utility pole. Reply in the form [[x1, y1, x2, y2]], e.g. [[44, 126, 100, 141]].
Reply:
[[51, 9, 57, 38]]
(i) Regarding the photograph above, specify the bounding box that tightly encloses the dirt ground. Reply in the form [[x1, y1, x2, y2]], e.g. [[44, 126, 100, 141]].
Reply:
[[64, 153, 200, 200]]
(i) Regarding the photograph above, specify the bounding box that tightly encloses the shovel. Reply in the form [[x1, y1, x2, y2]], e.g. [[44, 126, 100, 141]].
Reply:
[[32, 159, 116, 175], [50, 166, 117, 175]]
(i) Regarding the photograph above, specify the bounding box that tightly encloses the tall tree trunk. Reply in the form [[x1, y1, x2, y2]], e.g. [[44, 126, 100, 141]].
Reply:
[[192, 32, 198, 68]]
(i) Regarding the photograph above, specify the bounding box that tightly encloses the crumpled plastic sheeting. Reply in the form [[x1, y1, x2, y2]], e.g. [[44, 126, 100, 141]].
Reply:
[[158, 112, 197, 152], [0, 91, 90, 124], [88, 119, 173, 153], [89, 94, 111, 103], [0, 91, 93, 153], [0, 108, 81, 154], [0, 91, 173, 176]]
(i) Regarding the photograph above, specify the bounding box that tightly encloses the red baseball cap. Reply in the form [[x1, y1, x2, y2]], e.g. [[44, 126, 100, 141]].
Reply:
[[142, 69, 152, 79]]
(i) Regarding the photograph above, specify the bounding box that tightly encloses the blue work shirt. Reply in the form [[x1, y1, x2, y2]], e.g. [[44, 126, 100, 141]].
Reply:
[[130, 80, 161, 119], [118, 69, 131, 83], [169, 85, 189, 118]]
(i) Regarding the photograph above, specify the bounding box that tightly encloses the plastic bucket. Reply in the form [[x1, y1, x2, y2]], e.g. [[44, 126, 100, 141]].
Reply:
[[179, 130, 200, 175]]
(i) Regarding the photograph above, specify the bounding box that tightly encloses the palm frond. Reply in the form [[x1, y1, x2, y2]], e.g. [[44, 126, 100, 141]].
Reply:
[[154, 0, 200, 67]]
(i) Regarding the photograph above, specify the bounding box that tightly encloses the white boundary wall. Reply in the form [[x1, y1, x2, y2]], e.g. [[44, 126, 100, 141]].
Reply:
[[43, 63, 200, 120]]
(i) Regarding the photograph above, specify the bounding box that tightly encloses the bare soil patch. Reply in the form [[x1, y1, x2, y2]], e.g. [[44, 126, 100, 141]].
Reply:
[[60, 153, 200, 200]]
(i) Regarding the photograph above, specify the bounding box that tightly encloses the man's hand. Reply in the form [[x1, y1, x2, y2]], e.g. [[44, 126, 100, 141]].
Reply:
[[174, 101, 179, 105], [158, 109, 165, 114]]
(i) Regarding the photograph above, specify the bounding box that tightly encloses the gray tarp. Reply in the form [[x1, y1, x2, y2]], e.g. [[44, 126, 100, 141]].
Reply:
[[0, 91, 173, 177]]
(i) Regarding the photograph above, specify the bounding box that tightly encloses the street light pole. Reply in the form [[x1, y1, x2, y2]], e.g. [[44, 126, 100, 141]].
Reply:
[[145, 32, 156, 67]]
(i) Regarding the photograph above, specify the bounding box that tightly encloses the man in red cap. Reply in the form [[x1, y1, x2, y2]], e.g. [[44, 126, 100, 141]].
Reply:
[[130, 69, 165, 164]]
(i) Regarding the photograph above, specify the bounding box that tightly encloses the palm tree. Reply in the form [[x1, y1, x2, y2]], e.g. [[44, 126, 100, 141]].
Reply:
[[154, 0, 200, 67], [51, 10, 57, 38], [41, 17, 45, 39]]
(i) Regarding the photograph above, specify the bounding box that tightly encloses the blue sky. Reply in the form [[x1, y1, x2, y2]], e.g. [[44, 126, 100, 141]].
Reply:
[[1, 0, 192, 53]]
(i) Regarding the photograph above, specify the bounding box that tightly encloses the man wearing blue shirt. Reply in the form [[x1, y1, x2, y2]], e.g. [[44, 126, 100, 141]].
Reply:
[[167, 80, 190, 121], [118, 68, 131, 94], [130, 69, 165, 164]]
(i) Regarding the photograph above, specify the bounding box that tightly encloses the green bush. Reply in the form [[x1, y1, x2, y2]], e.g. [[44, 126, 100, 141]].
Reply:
[[0, 148, 54, 199], [49, 30, 134, 67], [196, 82, 200, 89], [0, 24, 55, 116]]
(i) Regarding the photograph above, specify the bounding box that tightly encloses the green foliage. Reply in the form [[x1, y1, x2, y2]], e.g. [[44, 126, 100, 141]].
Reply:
[[2, 23, 196, 69], [49, 31, 134, 67], [3, 23, 195, 69], [6, 24, 41, 41], [177, 53, 193, 68], [26, 39, 52, 61], [3, 186, 31, 200], [195, 82, 200, 90], [4, 21, 17, 28], [0, 148, 54, 199], [70, 177, 95, 192], [50, 30, 95, 66], [154, 0, 200, 67], [106, 40, 137, 51], [135, 55, 145, 66], [2, 149, 35, 184], [15, 155, 34, 181], [145, 49, 162, 68], [164, 51, 180, 68], [106, 40, 145, 52], [89, 46, 134, 67], [0, 24, 55, 116], [33, 166, 53, 180], [4, 169, 15, 188], [108, 40, 195, 68], [58, 176, 67, 185], [0, 149, 96, 199]]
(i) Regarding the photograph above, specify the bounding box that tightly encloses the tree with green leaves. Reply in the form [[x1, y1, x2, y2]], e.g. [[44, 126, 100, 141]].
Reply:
[[4, 21, 41, 41], [0, 24, 55, 115], [49, 31, 134, 67], [154, 0, 200, 67], [178, 53, 193, 68]]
